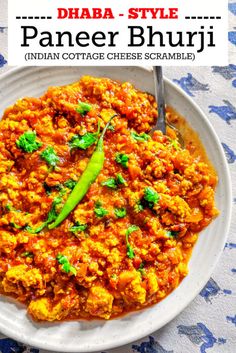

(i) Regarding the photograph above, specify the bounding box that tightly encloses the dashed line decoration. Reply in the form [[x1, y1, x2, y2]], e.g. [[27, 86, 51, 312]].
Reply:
[[16, 16, 52, 20]]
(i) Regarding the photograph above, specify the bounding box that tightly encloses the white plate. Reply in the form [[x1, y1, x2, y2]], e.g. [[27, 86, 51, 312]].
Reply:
[[0, 66, 232, 352]]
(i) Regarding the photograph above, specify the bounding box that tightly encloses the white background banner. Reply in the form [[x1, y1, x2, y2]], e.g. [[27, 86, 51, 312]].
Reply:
[[8, 0, 228, 66]]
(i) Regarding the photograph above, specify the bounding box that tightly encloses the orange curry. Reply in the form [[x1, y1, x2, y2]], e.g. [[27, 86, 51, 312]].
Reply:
[[0, 76, 218, 321]]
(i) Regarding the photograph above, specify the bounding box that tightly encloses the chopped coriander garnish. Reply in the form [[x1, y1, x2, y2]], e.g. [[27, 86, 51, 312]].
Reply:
[[69, 132, 97, 150], [170, 140, 180, 150], [167, 230, 179, 238], [134, 201, 144, 213], [40, 146, 59, 167], [69, 222, 87, 233], [101, 178, 117, 189], [10, 222, 24, 229], [43, 182, 52, 195], [111, 274, 117, 279], [76, 101, 92, 116], [138, 262, 146, 276], [26, 223, 45, 234], [95, 200, 102, 207], [101, 175, 126, 189], [94, 207, 108, 218], [26, 196, 62, 234], [21, 251, 34, 258], [114, 207, 127, 218], [143, 187, 160, 208], [16, 131, 42, 153], [94, 201, 109, 218], [126, 225, 140, 236], [116, 173, 126, 185], [64, 179, 77, 190], [58, 188, 67, 198], [43, 182, 63, 195], [127, 244, 135, 259], [115, 153, 129, 168], [125, 225, 139, 259], [56, 254, 77, 275], [131, 131, 150, 142], [107, 125, 115, 132], [5, 204, 12, 212], [44, 196, 62, 225]]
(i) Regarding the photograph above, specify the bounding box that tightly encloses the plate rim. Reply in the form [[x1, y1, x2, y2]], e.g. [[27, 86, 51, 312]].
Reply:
[[0, 66, 232, 352]]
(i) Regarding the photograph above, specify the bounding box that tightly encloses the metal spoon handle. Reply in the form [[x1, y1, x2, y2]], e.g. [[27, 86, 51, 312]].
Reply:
[[150, 66, 166, 135]]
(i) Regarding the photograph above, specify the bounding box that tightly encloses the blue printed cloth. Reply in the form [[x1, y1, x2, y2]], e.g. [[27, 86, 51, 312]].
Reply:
[[0, 1, 235, 352]]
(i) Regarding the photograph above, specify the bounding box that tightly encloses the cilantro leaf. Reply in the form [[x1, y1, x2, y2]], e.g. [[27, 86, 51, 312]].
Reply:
[[131, 131, 150, 142], [40, 146, 59, 167], [43, 182, 52, 195], [116, 174, 126, 185], [56, 254, 67, 264], [76, 101, 92, 116], [46, 197, 62, 224], [114, 207, 127, 218], [95, 200, 102, 207], [101, 175, 126, 189], [170, 139, 180, 150], [69, 222, 87, 233], [5, 204, 12, 212], [26, 196, 62, 234], [69, 266, 77, 276], [94, 207, 108, 218], [138, 262, 146, 276], [94, 202, 109, 218], [56, 254, 77, 275], [10, 222, 24, 229], [64, 179, 77, 190], [127, 244, 135, 259], [143, 187, 159, 208], [26, 223, 45, 234], [134, 201, 144, 213], [16, 131, 42, 153], [62, 262, 71, 273], [111, 274, 118, 279], [115, 153, 129, 168], [43, 182, 63, 195], [167, 230, 179, 238], [69, 132, 97, 150], [21, 251, 34, 258], [126, 225, 140, 236], [101, 178, 117, 189], [107, 125, 115, 132], [125, 225, 139, 259]]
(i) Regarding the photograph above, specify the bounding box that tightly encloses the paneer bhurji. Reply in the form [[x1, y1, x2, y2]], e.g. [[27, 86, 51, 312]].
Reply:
[[0, 76, 218, 321]]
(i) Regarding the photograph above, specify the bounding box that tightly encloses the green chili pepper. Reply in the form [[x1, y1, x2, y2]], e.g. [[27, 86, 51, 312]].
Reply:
[[48, 115, 117, 229]]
